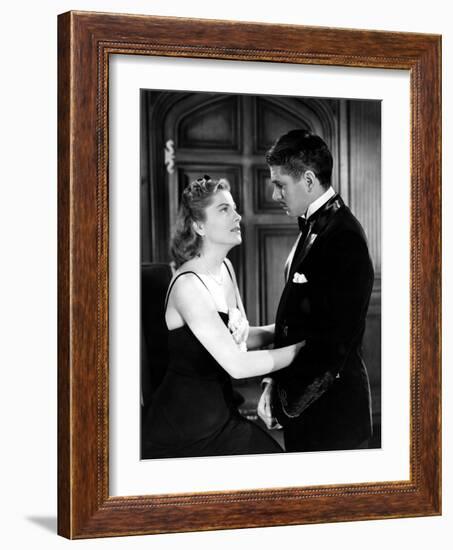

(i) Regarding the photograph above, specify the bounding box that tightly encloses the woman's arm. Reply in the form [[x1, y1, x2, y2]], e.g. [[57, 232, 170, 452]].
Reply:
[[247, 324, 275, 350], [171, 275, 303, 380]]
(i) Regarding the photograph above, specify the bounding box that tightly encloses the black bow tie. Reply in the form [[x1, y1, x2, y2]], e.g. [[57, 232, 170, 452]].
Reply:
[[298, 217, 308, 232]]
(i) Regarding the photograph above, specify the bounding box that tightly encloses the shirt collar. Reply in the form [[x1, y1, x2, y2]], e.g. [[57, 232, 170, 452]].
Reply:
[[304, 186, 336, 220]]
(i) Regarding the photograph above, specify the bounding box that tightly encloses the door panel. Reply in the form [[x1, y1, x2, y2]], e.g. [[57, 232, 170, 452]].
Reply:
[[254, 97, 312, 153], [178, 95, 241, 151], [257, 226, 299, 324]]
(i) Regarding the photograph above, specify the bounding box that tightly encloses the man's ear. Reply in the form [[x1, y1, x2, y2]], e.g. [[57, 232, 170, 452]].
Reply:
[[303, 170, 317, 190]]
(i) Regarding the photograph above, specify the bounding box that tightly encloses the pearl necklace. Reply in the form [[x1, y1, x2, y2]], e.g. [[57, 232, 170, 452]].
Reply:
[[201, 256, 224, 285], [206, 267, 223, 286]]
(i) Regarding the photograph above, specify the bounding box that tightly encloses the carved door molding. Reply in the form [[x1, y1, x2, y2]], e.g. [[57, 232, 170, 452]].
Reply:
[[141, 90, 343, 325]]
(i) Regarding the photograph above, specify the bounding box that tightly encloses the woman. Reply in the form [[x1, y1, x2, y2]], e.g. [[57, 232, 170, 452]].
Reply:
[[142, 176, 304, 459]]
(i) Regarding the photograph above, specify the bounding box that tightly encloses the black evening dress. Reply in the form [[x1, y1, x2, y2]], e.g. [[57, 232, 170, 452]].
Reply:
[[142, 271, 282, 459]]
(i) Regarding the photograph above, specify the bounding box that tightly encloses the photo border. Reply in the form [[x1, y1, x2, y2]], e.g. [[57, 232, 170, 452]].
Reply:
[[57, 11, 441, 538]]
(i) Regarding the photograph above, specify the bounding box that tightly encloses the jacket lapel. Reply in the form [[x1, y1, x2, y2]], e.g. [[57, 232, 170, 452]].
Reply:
[[275, 194, 344, 332], [288, 194, 344, 281]]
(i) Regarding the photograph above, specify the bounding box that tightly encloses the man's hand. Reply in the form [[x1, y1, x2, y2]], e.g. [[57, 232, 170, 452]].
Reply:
[[257, 381, 282, 430]]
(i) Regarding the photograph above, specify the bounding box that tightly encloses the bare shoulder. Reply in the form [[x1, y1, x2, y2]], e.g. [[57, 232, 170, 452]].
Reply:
[[171, 270, 204, 295], [170, 271, 213, 311]]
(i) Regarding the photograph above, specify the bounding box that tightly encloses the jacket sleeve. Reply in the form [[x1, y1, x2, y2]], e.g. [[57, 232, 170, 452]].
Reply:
[[274, 228, 374, 421]]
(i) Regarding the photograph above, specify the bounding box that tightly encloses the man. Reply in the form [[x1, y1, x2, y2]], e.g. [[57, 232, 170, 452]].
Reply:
[[258, 129, 374, 452]]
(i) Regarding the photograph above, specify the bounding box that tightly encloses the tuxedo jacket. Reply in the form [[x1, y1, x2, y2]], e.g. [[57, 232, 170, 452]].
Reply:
[[271, 193, 374, 452]]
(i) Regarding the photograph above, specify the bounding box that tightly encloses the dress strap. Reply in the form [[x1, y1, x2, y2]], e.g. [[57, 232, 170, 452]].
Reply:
[[223, 260, 233, 281], [164, 271, 210, 312], [222, 260, 239, 308]]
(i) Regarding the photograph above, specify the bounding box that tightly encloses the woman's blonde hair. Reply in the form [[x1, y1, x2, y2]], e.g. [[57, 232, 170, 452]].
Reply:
[[170, 175, 231, 268]]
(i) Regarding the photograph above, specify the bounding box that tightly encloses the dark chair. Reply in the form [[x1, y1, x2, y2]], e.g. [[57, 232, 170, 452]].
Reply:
[[141, 262, 173, 415]]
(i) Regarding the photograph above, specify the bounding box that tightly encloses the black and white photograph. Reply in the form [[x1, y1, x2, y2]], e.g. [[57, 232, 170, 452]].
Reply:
[[140, 90, 382, 460]]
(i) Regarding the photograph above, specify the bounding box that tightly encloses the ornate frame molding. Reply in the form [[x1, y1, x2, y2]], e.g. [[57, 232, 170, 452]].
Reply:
[[58, 11, 441, 538]]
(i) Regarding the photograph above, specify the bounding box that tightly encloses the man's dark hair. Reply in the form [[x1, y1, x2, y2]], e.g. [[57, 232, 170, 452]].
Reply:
[[265, 129, 333, 188]]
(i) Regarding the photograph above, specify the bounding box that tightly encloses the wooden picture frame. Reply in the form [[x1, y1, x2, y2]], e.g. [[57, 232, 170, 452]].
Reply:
[[58, 10, 441, 539]]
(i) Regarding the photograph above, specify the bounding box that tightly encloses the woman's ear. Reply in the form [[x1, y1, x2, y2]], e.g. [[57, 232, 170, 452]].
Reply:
[[193, 221, 205, 236]]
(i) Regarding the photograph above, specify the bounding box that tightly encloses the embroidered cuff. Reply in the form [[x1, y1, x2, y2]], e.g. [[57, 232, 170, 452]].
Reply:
[[261, 377, 274, 389]]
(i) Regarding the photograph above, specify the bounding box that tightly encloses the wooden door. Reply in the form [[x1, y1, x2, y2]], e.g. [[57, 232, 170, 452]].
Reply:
[[149, 91, 339, 325]]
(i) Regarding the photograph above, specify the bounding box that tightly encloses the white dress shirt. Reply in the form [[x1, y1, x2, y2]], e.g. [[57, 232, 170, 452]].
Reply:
[[284, 186, 336, 281]]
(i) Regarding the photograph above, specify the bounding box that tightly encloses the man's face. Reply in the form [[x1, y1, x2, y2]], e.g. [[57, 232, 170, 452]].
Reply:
[[270, 165, 310, 217]]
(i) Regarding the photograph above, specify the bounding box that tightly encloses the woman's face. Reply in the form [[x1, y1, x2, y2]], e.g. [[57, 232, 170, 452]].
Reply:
[[199, 190, 242, 248]]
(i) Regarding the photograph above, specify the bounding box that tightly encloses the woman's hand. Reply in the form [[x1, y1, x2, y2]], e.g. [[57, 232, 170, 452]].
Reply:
[[228, 308, 249, 351]]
